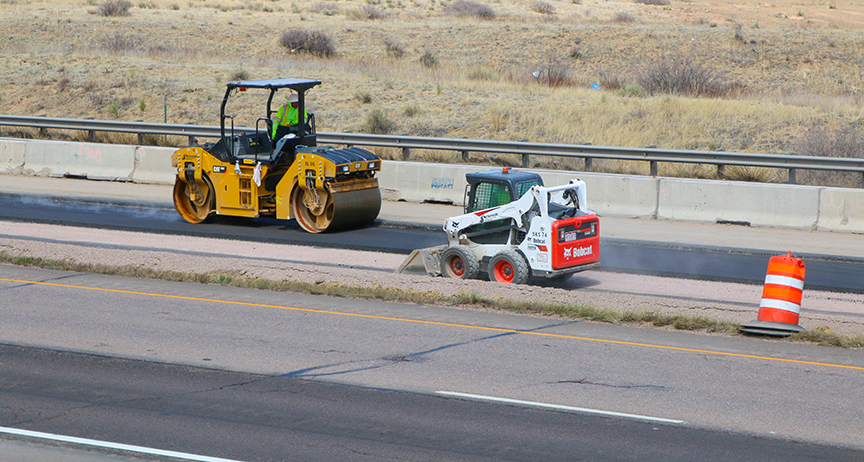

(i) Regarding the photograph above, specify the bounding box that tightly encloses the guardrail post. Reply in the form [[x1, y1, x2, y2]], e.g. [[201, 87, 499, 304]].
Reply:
[[83, 117, 95, 141], [717, 164, 726, 179], [788, 168, 797, 184], [38, 115, 48, 138], [138, 133, 144, 145], [402, 147, 410, 160], [183, 123, 197, 146], [517, 139, 529, 167], [645, 146, 658, 177], [461, 150, 469, 161], [580, 143, 593, 171], [861, 173, 864, 188]]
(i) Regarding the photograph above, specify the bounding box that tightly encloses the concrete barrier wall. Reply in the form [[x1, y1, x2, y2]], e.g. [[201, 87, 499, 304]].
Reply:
[[541, 171, 658, 218], [133, 146, 176, 185], [818, 188, 864, 233], [376, 161, 484, 204], [0, 139, 26, 174], [22, 139, 136, 181], [0, 138, 176, 184], [657, 179, 822, 229], [377, 164, 659, 219], [0, 138, 861, 233]]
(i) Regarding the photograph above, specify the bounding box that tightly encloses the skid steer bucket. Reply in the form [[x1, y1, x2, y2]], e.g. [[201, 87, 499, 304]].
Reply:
[[395, 245, 448, 276]]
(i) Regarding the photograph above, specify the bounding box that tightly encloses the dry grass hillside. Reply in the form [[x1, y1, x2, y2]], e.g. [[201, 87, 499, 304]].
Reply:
[[1, 0, 862, 185]]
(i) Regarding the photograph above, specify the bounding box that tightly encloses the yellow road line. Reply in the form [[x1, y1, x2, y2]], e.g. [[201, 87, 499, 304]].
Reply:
[[4, 277, 863, 372]]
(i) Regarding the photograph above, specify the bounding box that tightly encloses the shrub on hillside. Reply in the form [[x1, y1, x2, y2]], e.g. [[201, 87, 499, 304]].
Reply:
[[636, 57, 732, 97], [467, 66, 499, 81], [100, 33, 141, 53], [94, 0, 132, 16], [535, 55, 571, 87], [279, 29, 335, 58], [794, 126, 864, 187], [620, 84, 648, 97], [612, 12, 637, 23], [230, 69, 250, 81], [364, 5, 388, 19], [383, 39, 405, 58], [310, 1, 340, 15], [347, 5, 388, 20], [530, 1, 556, 15], [597, 67, 626, 90], [444, 0, 496, 19], [355, 92, 372, 104], [732, 23, 746, 43], [420, 50, 438, 68], [365, 109, 396, 134]]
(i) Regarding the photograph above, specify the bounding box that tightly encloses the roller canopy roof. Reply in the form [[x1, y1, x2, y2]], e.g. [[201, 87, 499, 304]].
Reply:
[[226, 78, 322, 92]]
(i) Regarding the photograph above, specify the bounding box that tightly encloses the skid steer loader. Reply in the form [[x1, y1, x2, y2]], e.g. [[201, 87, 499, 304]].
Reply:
[[397, 168, 600, 284], [171, 78, 381, 233]]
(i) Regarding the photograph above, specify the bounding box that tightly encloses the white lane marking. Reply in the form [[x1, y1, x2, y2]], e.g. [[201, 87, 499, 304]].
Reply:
[[0, 426, 244, 462], [436, 391, 685, 424]]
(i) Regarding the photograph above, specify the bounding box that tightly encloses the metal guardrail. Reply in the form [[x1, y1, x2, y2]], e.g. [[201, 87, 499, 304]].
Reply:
[[0, 115, 220, 142], [1, 115, 862, 186]]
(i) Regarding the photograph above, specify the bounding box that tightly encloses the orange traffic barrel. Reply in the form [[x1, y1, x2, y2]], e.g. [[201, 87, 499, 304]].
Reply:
[[738, 251, 806, 337]]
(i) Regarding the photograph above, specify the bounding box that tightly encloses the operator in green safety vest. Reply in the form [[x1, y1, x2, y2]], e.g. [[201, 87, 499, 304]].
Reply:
[[271, 93, 308, 138]]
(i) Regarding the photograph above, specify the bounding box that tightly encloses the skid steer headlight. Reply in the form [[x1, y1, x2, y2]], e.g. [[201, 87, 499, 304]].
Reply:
[[367, 161, 377, 169], [340, 165, 350, 173]]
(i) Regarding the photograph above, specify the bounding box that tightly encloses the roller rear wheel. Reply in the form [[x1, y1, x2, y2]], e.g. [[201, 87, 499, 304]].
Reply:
[[173, 176, 214, 224], [488, 249, 530, 284]]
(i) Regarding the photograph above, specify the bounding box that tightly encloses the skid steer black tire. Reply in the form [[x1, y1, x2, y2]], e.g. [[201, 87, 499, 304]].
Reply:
[[488, 249, 530, 284], [440, 245, 480, 279]]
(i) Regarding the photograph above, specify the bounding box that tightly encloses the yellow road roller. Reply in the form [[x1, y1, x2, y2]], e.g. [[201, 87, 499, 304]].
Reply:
[[171, 78, 381, 233]]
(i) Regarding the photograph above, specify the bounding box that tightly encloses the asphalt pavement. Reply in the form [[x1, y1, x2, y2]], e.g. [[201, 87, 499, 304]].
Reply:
[[2, 266, 864, 460], [4, 341, 861, 462], [1, 175, 863, 460], [0, 174, 861, 261]]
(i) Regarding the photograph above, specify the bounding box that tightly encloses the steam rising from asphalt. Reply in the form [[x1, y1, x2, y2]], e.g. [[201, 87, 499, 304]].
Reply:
[[3, 194, 176, 221]]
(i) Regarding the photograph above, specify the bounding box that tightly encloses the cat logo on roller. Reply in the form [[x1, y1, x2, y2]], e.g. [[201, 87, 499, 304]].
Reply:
[[398, 169, 600, 285], [171, 78, 382, 233]]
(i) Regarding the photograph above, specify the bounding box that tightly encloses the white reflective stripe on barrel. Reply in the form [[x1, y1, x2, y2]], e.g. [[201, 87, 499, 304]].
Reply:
[[764, 274, 804, 290], [759, 298, 801, 314]]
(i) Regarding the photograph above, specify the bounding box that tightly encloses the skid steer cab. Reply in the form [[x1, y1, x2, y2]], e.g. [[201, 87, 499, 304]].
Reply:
[[171, 78, 382, 233], [397, 168, 600, 284]]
